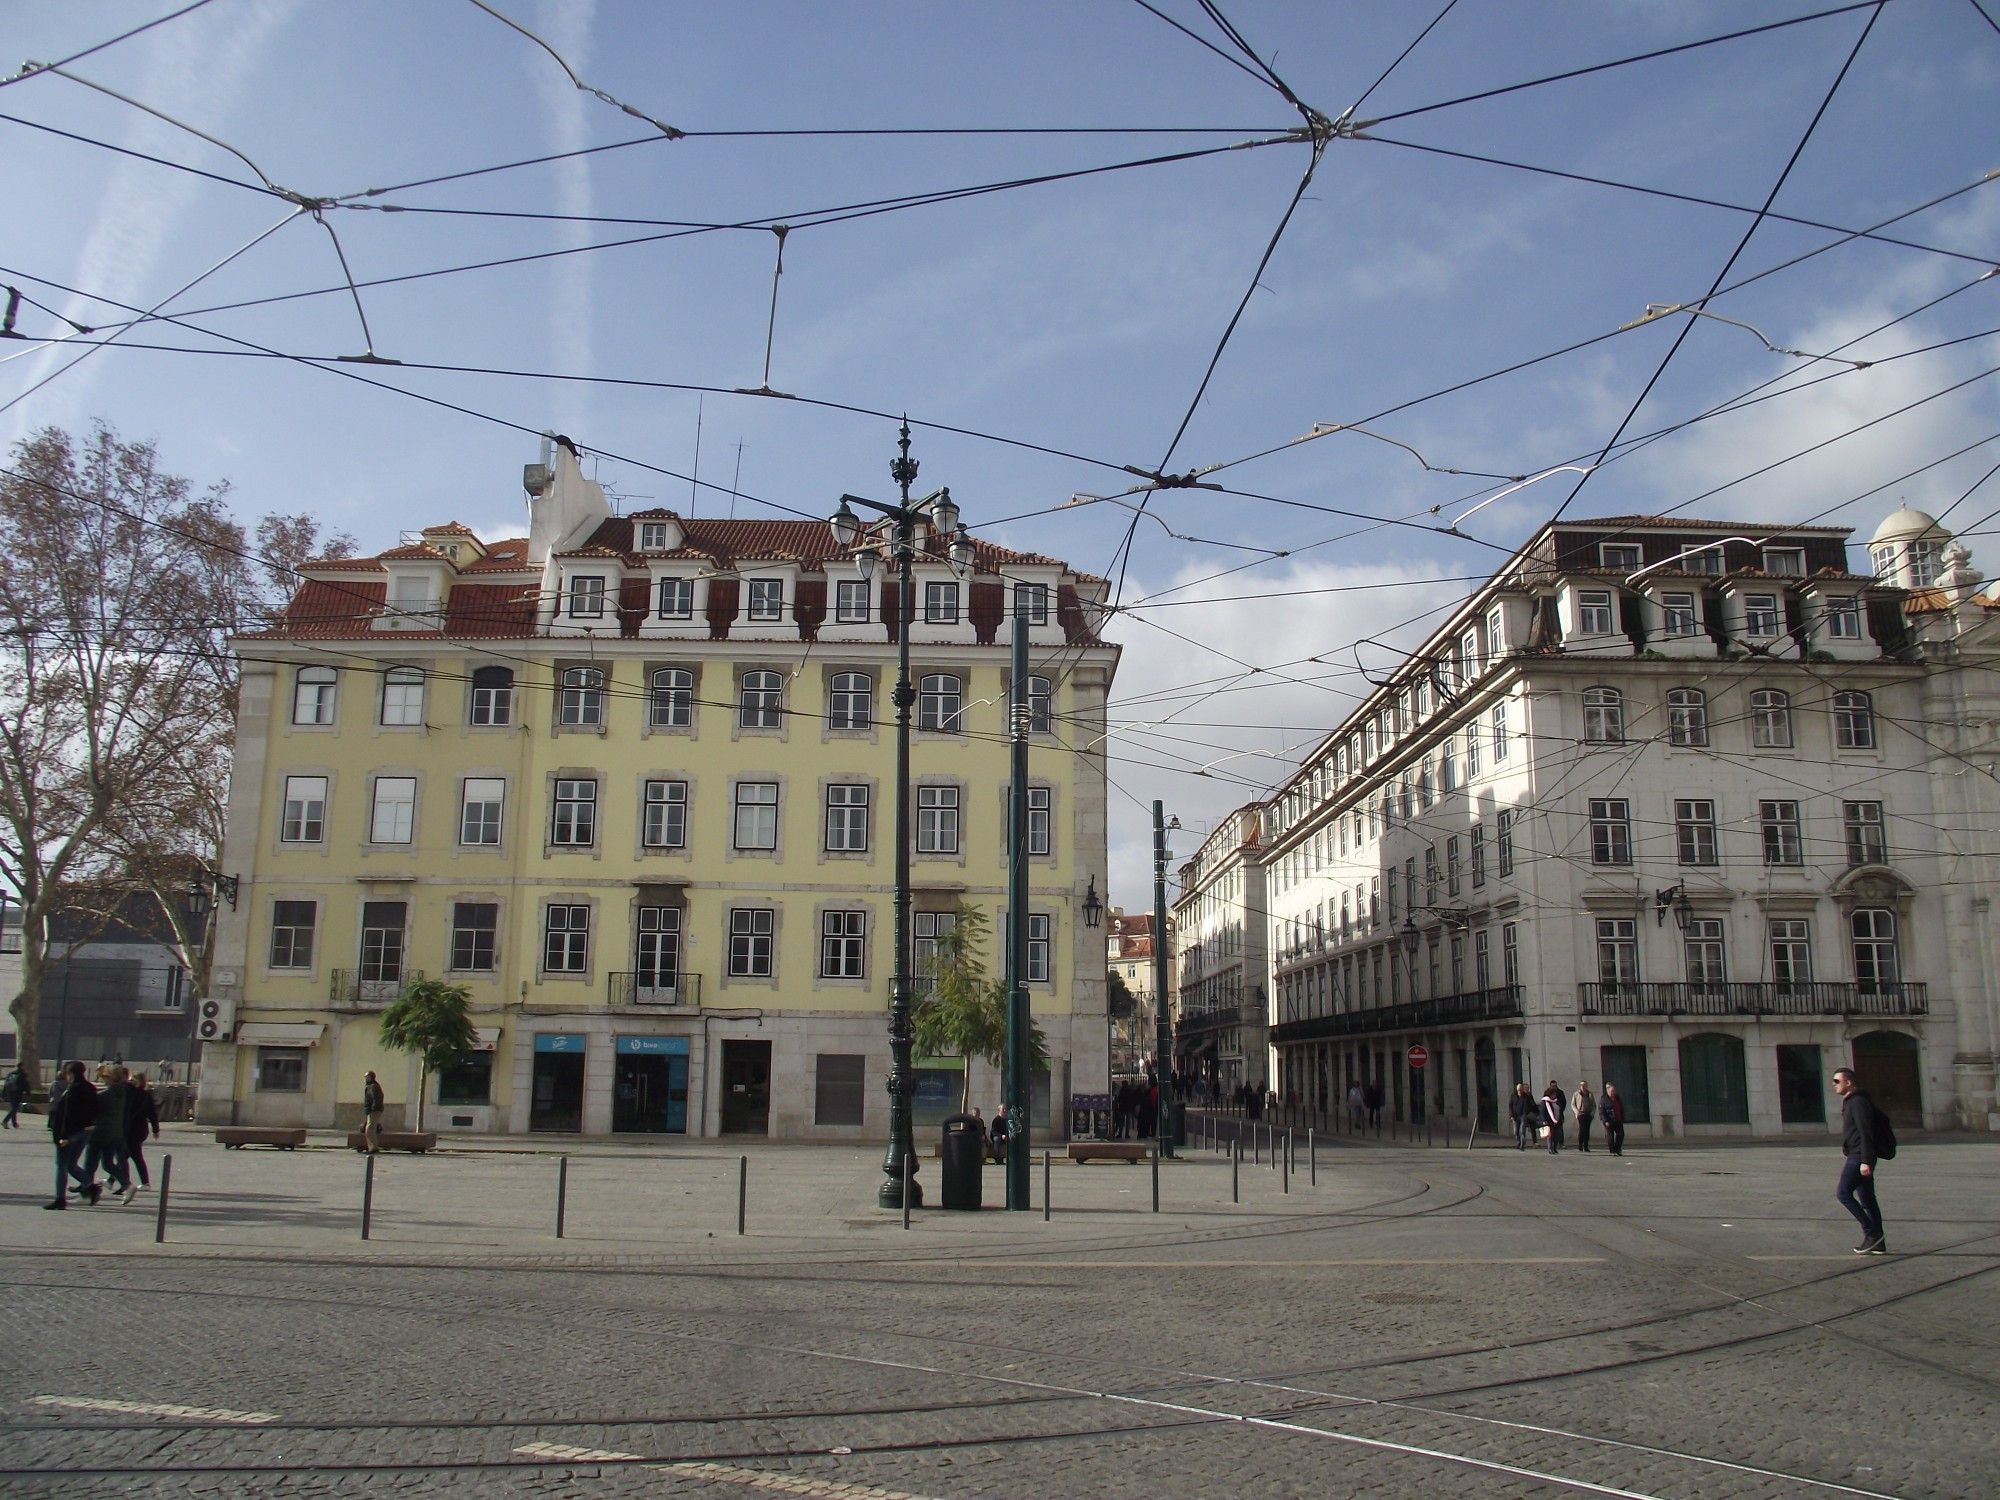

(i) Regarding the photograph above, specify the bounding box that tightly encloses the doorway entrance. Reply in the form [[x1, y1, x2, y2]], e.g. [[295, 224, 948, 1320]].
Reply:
[[530, 1034, 586, 1132], [720, 1039, 771, 1135], [1474, 1038, 1498, 1134], [1852, 1030, 1922, 1128], [613, 1035, 689, 1133]]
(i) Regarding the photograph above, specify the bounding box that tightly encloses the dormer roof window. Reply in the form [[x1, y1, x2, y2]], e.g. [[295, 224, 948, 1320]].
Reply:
[[639, 521, 670, 551], [1762, 546, 1805, 576], [567, 574, 607, 619]]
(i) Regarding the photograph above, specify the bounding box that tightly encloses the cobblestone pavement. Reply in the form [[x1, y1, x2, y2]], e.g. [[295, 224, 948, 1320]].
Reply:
[[1, 1125, 1995, 1497]]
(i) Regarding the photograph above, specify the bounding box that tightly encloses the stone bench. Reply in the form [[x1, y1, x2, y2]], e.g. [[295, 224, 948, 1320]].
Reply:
[[346, 1130, 437, 1153], [215, 1127, 307, 1150], [1068, 1141, 1150, 1165]]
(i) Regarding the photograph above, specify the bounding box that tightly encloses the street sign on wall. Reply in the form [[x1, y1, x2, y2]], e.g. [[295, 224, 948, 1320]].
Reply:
[[1407, 1044, 1430, 1069]]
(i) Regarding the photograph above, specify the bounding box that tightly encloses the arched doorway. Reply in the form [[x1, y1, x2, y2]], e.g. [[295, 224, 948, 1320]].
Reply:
[[1474, 1037, 1498, 1134], [1679, 1032, 1749, 1125], [1852, 1031, 1922, 1129]]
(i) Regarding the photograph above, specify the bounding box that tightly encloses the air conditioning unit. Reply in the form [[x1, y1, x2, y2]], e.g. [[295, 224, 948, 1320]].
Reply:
[[196, 995, 237, 1043]]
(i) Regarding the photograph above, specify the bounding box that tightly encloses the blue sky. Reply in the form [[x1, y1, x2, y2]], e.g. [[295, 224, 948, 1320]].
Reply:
[[5, 1, 1999, 900]]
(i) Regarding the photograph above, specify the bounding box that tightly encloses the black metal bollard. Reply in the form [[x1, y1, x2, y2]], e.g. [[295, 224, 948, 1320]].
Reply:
[[901, 1153, 911, 1230], [738, 1155, 748, 1235], [361, 1154, 375, 1241], [1283, 1131, 1290, 1195], [1151, 1141, 1160, 1213], [556, 1155, 568, 1238], [1232, 1136, 1240, 1204], [153, 1154, 172, 1243], [1043, 1149, 1051, 1222], [1309, 1128, 1316, 1186]]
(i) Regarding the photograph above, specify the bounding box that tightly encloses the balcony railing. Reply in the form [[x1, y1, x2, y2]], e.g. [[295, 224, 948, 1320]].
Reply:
[[328, 969, 422, 1006], [1273, 984, 1522, 1044], [1577, 981, 1927, 1018], [1177, 1004, 1242, 1032], [608, 971, 702, 1008]]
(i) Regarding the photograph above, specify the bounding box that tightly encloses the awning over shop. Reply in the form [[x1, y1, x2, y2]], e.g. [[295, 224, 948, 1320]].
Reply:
[[472, 1027, 502, 1052], [234, 1022, 327, 1047]]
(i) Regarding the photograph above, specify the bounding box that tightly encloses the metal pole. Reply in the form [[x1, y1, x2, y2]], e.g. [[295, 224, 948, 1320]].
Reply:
[[902, 1153, 912, 1230], [1232, 1135, 1240, 1203], [556, 1154, 568, 1238], [1283, 1131, 1290, 1194], [1151, 801, 1175, 1159], [737, 1155, 747, 1235], [1309, 1128, 1316, 1186], [153, 1154, 172, 1243], [1151, 1140, 1160, 1213], [1043, 1149, 1051, 1222], [1005, 611, 1031, 1210], [361, 1154, 375, 1241]]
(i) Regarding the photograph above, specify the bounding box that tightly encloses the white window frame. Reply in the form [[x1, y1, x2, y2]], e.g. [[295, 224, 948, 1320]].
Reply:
[[1832, 690, 1875, 750], [543, 904, 590, 973], [828, 671, 871, 731], [1577, 588, 1615, 634], [1760, 799, 1803, 866], [733, 782, 779, 851], [1675, 799, 1717, 866], [1751, 689, 1792, 748], [1667, 687, 1708, 747], [820, 910, 866, 979], [1843, 800, 1886, 866], [550, 778, 597, 847], [293, 667, 337, 725], [460, 777, 504, 846], [923, 580, 959, 624], [729, 907, 775, 978], [1026, 912, 1051, 983], [1013, 582, 1049, 624], [269, 901, 316, 968], [469, 666, 513, 725], [1742, 592, 1781, 638], [916, 785, 960, 854], [746, 578, 785, 621], [559, 666, 605, 727], [918, 673, 963, 733], [1824, 595, 1863, 639], [643, 779, 688, 849], [281, 775, 327, 844], [1026, 785, 1051, 856], [648, 667, 694, 729], [1582, 686, 1624, 743], [567, 574, 607, 619], [369, 776, 417, 844], [656, 576, 695, 619], [739, 669, 783, 729], [1660, 591, 1698, 636], [381, 666, 425, 726], [835, 578, 872, 624], [825, 783, 870, 852], [1589, 798, 1632, 866]]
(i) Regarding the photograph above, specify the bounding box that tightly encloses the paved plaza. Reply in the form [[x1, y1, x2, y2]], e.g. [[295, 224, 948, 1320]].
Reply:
[[0, 1122, 1995, 1498]]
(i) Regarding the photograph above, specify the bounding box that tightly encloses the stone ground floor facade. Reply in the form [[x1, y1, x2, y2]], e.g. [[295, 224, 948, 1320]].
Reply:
[[197, 1005, 1082, 1141], [1274, 998, 1940, 1141]]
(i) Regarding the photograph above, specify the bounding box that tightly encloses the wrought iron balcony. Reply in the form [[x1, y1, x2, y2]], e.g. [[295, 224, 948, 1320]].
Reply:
[[608, 971, 702, 1008], [328, 969, 422, 1006], [1577, 981, 1927, 1018], [1273, 984, 1522, 1044], [1177, 1004, 1241, 1033]]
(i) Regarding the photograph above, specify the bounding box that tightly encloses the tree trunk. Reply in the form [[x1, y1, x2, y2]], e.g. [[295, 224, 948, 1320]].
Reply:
[[7, 938, 46, 1087], [416, 1066, 428, 1132]]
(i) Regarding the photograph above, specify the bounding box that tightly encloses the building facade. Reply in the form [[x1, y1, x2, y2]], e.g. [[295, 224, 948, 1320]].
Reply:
[[1255, 510, 1999, 1139], [197, 438, 1117, 1139], [1172, 805, 1271, 1095]]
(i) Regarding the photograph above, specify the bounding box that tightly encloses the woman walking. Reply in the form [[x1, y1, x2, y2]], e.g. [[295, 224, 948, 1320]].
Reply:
[[125, 1071, 161, 1190], [1541, 1081, 1567, 1154]]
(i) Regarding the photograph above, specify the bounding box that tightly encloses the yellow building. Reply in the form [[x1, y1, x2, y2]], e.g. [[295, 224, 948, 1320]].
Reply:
[[197, 438, 1117, 1139]]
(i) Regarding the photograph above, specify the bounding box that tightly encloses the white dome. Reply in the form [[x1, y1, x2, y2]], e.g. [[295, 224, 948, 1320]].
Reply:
[[1869, 505, 1949, 547]]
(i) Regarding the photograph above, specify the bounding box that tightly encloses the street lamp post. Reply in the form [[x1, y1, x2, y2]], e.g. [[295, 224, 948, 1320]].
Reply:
[[831, 425, 969, 1211], [1151, 802, 1179, 1157]]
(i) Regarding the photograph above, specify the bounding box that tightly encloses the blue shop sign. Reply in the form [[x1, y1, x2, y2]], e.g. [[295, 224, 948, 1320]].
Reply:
[[616, 1035, 690, 1056], [534, 1033, 587, 1053]]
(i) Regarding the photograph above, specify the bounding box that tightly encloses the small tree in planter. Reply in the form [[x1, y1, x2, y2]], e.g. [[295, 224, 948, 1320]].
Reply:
[[378, 979, 477, 1132], [912, 906, 1047, 1114]]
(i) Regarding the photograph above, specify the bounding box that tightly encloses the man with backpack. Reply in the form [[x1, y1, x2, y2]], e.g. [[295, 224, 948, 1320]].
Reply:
[[1832, 1067, 1894, 1254]]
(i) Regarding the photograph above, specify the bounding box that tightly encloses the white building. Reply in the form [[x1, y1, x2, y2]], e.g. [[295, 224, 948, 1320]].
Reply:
[[1255, 510, 1999, 1140], [1172, 804, 1272, 1095]]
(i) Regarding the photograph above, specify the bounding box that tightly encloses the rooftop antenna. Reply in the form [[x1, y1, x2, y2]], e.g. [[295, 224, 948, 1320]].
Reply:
[[690, 393, 704, 514]]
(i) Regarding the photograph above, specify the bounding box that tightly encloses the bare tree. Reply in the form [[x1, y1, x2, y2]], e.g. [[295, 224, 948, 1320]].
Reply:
[[0, 422, 350, 1079]]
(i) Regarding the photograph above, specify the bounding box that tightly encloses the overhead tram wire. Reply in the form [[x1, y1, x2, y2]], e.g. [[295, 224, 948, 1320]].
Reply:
[[1539, 2, 1885, 526], [1357, 1, 1883, 129], [0, 1, 223, 88]]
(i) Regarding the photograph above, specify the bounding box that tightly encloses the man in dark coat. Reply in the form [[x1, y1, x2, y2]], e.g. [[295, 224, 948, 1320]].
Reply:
[[1598, 1084, 1626, 1156], [45, 1062, 98, 1209], [1508, 1083, 1537, 1150], [1833, 1068, 1889, 1254], [83, 1065, 134, 1203]]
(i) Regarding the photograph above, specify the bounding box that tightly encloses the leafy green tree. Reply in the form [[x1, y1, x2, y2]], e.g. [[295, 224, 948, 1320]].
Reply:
[[912, 906, 1047, 1114], [378, 979, 478, 1130]]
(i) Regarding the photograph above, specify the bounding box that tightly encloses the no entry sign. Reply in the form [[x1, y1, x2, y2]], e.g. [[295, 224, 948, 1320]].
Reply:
[[1406, 1044, 1430, 1069]]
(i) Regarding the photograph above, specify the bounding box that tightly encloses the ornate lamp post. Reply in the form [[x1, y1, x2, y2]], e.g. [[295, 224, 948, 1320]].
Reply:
[[830, 424, 969, 1210]]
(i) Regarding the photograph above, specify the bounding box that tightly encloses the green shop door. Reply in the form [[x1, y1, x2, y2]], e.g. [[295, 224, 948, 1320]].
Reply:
[[530, 1033, 586, 1132], [614, 1035, 689, 1133], [1679, 1033, 1749, 1125]]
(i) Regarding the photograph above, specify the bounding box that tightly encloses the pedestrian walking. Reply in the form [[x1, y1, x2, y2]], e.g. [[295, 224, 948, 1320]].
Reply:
[[1509, 1083, 1537, 1150], [1, 1062, 27, 1128], [1363, 1080, 1382, 1129], [44, 1062, 98, 1210], [1832, 1067, 1893, 1254], [124, 1071, 161, 1189], [1541, 1081, 1567, 1154], [83, 1065, 135, 1204], [1573, 1082, 1595, 1153], [1347, 1080, 1364, 1131], [361, 1070, 385, 1154], [1599, 1083, 1626, 1156]]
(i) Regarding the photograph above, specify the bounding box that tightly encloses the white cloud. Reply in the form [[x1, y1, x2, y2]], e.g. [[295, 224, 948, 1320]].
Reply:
[[532, 0, 598, 438]]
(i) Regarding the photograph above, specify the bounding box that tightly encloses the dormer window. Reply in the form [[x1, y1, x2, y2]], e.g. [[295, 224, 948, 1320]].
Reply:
[[1660, 591, 1698, 635], [835, 579, 871, 623], [746, 579, 784, 621], [1601, 543, 1640, 572], [1681, 548, 1725, 574], [639, 522, 671, 551], [1013, 582, 1049, 625], [924, 581, 959, 624], [1743, 592, 1781, 638], [567, 575, 606, 618], [1825, 595, 1863, 638], [1577, 589, 1615, 634], [1762, 547, 1805, 575], [657, 577, 694, 619]]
